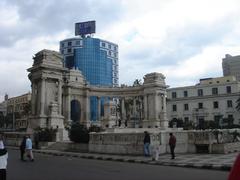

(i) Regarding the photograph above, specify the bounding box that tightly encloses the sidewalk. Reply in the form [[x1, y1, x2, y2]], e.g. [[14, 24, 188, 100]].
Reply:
[[8, 146, 237, 171]]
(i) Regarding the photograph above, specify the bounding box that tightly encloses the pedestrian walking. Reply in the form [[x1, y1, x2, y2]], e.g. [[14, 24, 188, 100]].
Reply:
[[118, 119, 121, 127], [153, 145, 160, 161], [19, 136, 26, 161], [0, 134, 8, 180], [143, 131, 151, 157], [169, 133, 176, 159], [25, 136, 34, 162]]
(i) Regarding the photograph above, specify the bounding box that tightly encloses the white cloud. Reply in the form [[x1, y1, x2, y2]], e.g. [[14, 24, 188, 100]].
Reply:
[[1, 0, 240, 101], [0, 5, 19, 27]]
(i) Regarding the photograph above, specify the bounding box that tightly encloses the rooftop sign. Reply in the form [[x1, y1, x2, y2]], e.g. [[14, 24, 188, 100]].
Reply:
[[75, 21, 96, 36]]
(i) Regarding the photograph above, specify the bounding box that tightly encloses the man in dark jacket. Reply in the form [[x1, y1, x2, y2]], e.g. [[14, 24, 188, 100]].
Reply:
[[143, 131, 151, 156], [20, 136, 26, 161], [169, 133, 176, 159]]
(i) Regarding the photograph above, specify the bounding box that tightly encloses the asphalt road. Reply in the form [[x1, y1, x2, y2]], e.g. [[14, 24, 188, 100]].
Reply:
[[7, 149, 228, 180]]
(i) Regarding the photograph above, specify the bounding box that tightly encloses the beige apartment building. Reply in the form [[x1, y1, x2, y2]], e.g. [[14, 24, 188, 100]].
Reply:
[[7, 92, 31, 130], [167, 76, 240, 128]]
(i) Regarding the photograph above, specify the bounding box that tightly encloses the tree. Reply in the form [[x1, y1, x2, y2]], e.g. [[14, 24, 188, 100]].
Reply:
[[36, 127, 58, 142], [133, 79, 142, 86], [169, 118, 184, 128], [23, 101, 31, 116], [23, 101, 31, 129], [68, 123, 89, 143]]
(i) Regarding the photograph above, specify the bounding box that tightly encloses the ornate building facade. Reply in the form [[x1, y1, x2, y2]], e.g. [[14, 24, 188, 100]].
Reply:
[[27, 49, 168, 140]]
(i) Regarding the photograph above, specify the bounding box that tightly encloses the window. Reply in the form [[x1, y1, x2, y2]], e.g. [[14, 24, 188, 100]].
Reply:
[[213, 101, 219, 109], [226, 86, 231, 93], [67, 48, 71, 53], [227, 100, 233, 108], [76, 41, 80, 45], [172, 92, 177, 98], [212, 88, 218, 95], [214, 115, 221, 122], [228, 114, 233, 119], [67, 41, 72, 46], [114, 46, 117, 51], [198, 89, 203, 96], [102, 42, 105, 47], [172, 105, 177, 111], [198, 102, 203, 109], [108, 51, 112, 56], [184, 104, 189, 111], [184, 117, 189, 123], [61, 43, 64, 47], [108, 44, 111, 49], [183, 91, 188, 97]]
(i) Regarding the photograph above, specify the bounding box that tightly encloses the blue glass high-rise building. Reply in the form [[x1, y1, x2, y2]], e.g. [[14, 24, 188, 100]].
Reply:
[[60, 37, 119, 122]]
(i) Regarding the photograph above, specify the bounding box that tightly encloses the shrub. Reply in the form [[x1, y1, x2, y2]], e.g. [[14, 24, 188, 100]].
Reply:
[[204, 120, 218, 129], [169, 118, 183, 128], [183, 121, 194, 130], [68, 123, 89, 143], [36, 127, 57, 142]]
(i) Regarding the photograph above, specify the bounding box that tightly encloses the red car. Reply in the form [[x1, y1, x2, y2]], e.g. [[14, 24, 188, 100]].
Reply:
[[228, 154, 240, 180]]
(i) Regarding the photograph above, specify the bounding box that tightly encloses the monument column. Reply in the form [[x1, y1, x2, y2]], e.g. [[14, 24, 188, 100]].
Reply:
[[133, 97, 136, 116], [97, 96, 101, 121], [58, 79, 62, 115], [160, 92, 168, 128], [40, 78, 46, 116], [31, 83, 36, 115], [144, 95, 148, 120], [85, 92, 90, 125], [133, 97, 137, 127], [66, 88, 71, 122], [121, 97, 126, 120], [155, 93, 159, 120], [162, 93, 167, 118]]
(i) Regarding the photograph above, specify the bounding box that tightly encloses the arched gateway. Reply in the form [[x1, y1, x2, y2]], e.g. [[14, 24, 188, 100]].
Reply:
[[27, 49, 168, 141]]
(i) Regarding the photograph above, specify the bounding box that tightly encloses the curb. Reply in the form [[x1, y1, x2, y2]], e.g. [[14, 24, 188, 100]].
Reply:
[[7, 146, 232, 171]]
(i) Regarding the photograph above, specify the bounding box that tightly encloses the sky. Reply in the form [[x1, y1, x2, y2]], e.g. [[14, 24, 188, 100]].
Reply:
[[1, 0, 240, 101]]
